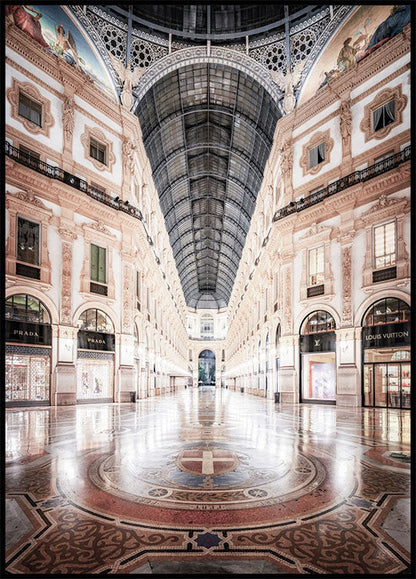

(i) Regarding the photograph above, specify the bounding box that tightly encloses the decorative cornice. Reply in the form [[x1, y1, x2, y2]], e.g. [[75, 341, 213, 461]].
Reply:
[[356, 194, 410, 227], [295, 24, 410, 127]]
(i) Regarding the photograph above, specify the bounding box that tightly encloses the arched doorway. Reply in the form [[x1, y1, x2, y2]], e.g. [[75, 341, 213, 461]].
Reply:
[[5, 294, 52, 406], [300, 310, 336, 404], [198, 349, 216, 386], [362, 298, 410, 408]]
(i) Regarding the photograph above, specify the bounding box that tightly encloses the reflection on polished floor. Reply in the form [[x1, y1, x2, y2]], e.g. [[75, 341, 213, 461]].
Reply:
[[5, 388, 411, 575]]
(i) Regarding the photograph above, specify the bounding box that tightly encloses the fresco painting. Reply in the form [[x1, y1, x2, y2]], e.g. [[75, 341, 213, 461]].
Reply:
[[6, 4, 116, 98], [299, 5, 410, 105]]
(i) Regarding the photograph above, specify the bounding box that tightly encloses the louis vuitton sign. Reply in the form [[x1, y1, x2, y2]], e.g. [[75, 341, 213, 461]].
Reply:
[[78, 330, 115, 351], [6, 320, 52, 345], [300, 331, 336, 353], [362, 322, 410, 349]]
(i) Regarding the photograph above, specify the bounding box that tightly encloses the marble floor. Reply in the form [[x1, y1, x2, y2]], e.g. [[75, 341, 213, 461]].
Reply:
[[5, 387, 412, 575]]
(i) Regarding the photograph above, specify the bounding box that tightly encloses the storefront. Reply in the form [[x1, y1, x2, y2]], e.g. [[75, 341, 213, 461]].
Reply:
[[76, 309, 115, 403], [5, 294, 52, 406], [362, 298, 410, 409], [300, 311, 336, 404]]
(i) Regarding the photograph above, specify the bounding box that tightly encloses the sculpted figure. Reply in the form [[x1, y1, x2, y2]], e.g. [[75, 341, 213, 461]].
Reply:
[[271, 60, 305, 114], [109, 52, 145, 110]]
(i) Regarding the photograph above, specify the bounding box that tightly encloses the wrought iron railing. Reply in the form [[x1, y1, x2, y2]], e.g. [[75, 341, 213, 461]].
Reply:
[[5, 141, 410, 224], [5, 141, 143, 220], [273, 145, 411, 222]]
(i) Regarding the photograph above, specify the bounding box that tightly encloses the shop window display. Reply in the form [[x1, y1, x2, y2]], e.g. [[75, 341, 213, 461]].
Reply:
[[362, 298, 410, 409], [300, 311, 336, 403]]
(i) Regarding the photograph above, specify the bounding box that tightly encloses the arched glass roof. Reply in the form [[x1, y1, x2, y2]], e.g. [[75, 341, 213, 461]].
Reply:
[[136, 63, 280, 309]]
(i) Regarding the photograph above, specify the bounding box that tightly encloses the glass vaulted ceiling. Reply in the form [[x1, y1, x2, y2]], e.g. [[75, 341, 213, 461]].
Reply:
[[136, 64, 280, 309]]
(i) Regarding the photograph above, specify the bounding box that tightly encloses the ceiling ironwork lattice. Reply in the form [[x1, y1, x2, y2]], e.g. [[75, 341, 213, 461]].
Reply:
[[136, 63, 280, 309]]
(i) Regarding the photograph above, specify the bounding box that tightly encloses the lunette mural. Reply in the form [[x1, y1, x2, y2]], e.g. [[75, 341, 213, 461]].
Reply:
[[6, 4, 116, 98], [299, 4, 410, 105]]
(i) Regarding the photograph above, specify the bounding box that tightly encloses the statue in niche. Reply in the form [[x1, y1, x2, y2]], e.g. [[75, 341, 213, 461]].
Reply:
[[108, 52, 145, 110], [271, 60, 305, 115]]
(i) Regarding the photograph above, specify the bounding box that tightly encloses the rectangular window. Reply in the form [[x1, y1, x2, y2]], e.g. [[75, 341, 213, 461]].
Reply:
[[90, 244, 106, 284], [309, 143, 325, 168], [89, 138, 107, 165], [308, 246, 325, 286], [373, 100, 395, 132], [374, 222, 396, 269], [18, 92, 42, 127], [17, 217, 40, 266]]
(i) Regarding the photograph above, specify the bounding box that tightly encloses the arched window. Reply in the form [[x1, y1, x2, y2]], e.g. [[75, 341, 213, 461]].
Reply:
[[302, 310, 335, 334], [363, 298, 410, 326], [201, 315, 214, 339], [6, 294, 50, 324], [275, 324, 281, 347], [77, 309, 114, 333]]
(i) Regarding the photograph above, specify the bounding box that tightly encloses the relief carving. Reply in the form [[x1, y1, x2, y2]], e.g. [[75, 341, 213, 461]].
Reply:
[[122, 263, 132, 333], [61, 241, 72, 324], [284, 267, 292, 333], [342, 245, 352, 325], [63, 95, 74, 144]]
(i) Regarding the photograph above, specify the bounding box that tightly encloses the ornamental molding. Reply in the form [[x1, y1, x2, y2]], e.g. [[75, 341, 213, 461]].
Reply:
[[7, 77, 54, 137], [360, 84, 408, 143], [7, 189, 50, 213], [132, 47, 283, 108], [80, 125, 116, 173], [356, 194, 410, 228], [296, 222, 334, 245], [299, 129, 334, 177]]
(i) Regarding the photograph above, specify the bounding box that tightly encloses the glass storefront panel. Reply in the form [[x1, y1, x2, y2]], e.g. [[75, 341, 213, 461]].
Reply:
[[363, 365, 373, 407], [401, 364, 411, 409], [6, 353, 50, 403], [374, 363, 387, 407], [302, 352, 336, 401], [76, 358, 113, 400], [387, 364, 400, 408]]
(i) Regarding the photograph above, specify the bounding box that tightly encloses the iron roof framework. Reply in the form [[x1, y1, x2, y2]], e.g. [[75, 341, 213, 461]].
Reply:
[[136, 63, 280, 309]]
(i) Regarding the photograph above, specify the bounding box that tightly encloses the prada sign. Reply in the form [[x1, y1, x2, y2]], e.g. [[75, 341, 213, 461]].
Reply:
[[300, 331, 336, 353], [362, 322, 410, 349], [78, 330, 115, 352], [6, 320, 52, 345]]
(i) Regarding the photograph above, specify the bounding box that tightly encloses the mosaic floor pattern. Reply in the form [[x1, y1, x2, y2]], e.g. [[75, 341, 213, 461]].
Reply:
[[5, 388, 412, 575]]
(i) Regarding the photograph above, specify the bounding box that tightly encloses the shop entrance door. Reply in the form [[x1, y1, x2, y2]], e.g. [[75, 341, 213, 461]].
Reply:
[[363, 362, 411, 408]]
